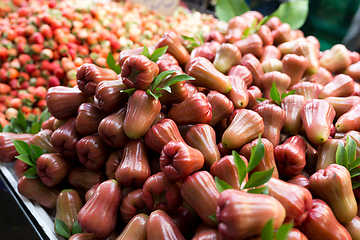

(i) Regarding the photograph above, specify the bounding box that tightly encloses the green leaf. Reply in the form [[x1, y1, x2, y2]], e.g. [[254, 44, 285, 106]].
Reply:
[[39, 108, 51, 125], [215, 176, 234, 193], [232, 150, 247, 187], [30, 122, 41, 135], [106, 52, 121, 74], [30, 144, 43, 163], [55, 219, 71, 239], [151, 70, 177, 91], [11, 119, 24, 134], [160, 74, 195, 91], [209, 214, 218, 224], [17, 110, 27, 132], [269, 0, 309, 30], [15, 154, 35, 167], [349, 157, 360, 171], [3, 124, 13, 132], [0, 123, 3, 132], [150, 46, 168, 62], [281, 89, 296, 100], [275, 223, 293, 240], [256, 98, 267, 103], [336, 142, 348, 168], [270, 82, 281, 105], [346, 135, 357, 164], [247, 135, 265, 173], [146, 89, 162, 100], [215, 0, 250, 22], [241, 20, 257, 39], [247, 185, 269, 194], [350, 168, 360, 178], [23, 166, 38, 179], [255, 15, 270, 31], [352, 180, 360, 189], [12, 139, 30, 155], [120, 88, 136, 96], [261, 218, 274, 240], [141, 45, 151, 59], [244, 167, 274, 189], [72, 220, 82, 235]]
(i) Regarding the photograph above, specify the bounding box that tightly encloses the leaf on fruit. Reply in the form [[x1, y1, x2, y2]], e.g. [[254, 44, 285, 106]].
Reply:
[[209, 214, 218, 224], [72, 220, 82, 235], [336, 142, 348, 168], [215, 0, 250, 22], [247, 134, 265, 173], [345, 135, 357, 164], [247, 185, 269, 195], [256, 98, 267, 103], [16, 154, 35, 167], [12, 139, 30, 155], [141, 45, 151, 59], [241, 20, 257, 39], [270, 82, 281, 105], [55, 219, 71, 239], [30, 144, 43, 163], [261, 218, 274, 240], [348, 158, 360, 171], [30, 122, 41, 135], [243, 167, 274, 189], [23, 166, 38, 179], [350, 168, 360, 178], [275, 222, 294, 240], [281, 89, 296, 100], [120, 88, 136, 96], [150, 46, 168, 62], [215, 176, 233, 193], [106, 52, 121, 74], [156, 74, 195, 93], [146, 89, 162, 100], [232, 150, 247, 187], [352, 180, 360, 189], [269, 0, 309, 30], [151, 70, 178, 91]]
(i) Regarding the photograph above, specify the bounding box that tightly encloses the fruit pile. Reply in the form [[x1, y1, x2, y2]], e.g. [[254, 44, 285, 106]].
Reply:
[[3, 3, 360, 240], [0, 0, 217, 127]]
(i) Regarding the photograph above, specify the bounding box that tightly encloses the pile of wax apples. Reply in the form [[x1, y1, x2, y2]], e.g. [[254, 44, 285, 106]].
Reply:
[[3, 9, 360, 240], [0, 0, 217, 127]]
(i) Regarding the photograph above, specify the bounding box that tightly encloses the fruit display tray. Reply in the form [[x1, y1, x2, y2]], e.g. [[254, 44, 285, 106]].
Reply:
[[0, 162, 61, 240]]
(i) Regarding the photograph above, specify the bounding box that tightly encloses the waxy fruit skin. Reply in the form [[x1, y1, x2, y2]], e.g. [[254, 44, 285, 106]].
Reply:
[[36, 153, 73, 187], [222, 109, 264, 149], [0, 132, 32, 163], [292, 42, 319, 75], [225, 16, 248, 43], [118, 47, 147, 67], [185, 124, 221, 168], [142, 172, 182, 214], [282, 54, 309, 87], [274, 135, 307, 177], [241, 54, 264, 88], [261, 71, 291, 100], [121, 55, 159, 90], [98, 106, 129, 148], [95, 79, 128, 114], [17, 175, 61, 209], [257, 25, 274, 47], [76, 63, 118, 96], [273, 23, 293, 45], [233, 34, 264, 59], [55, 189, 83, 234], [116, 213, 148, 240], [319, 74, 354, 99], [261, 58, 283, 73], [288, 174, 310, 190], [207, 90, 234, 126], [204, 30, 226, 44], [265, 177, 313, 226], [144, 118, 185, 153], [156, 30, 190, 66], [76, 103, 108, 136], [78, 179, 122, 238], [115, 139, 151, 188], [105, 149, 123, 180], [227, 65, 253, 87], [300, 99, 335, 144], [120, 188, 148, 223], [240, 137, 279, 178], [213, 43, 242, 74], [343, 216, 360, 240], [319, 44, 351, 73], [281, 94, 307, 135], [225, 75, 249, 110], [170, 207, 194, 239], [335, 102, 360, 132], [46, 86, 89, 120], [167, 92, 212, 125], [50, 117, 81, 159], [298, 199, 352, 240], [29, 129, 55, 153], [290, 82, 321, 101], [123, 90, 161, 139], [67, 166, 106, 192], [190, 45, 216, 63], [309, 164, 357, 223], [193, 223, 223, 240], [186, 57, 232, 94], [146, 210, 185, 240], [315, 138, 346, 171], [324, 96, 360, 118], [76, 135, 110, 170], [216, 189, 286, 240], [160, 141, 204, 181], [181, 171, 220, 227]]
